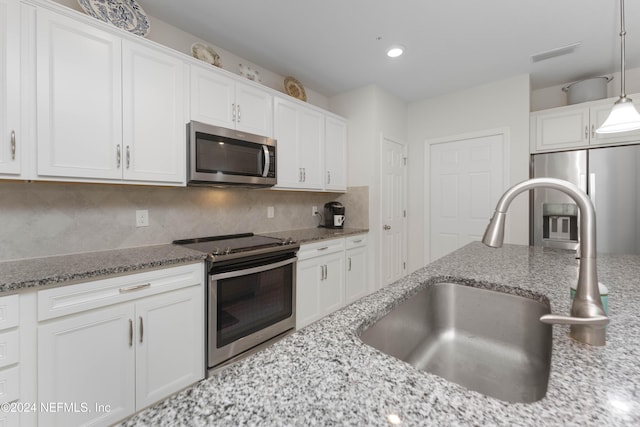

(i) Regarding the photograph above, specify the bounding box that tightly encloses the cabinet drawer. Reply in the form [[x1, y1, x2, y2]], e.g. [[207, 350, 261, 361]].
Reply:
[[346, 234, 367, 249], [0, 366, 19, 404], [38, 262, 203, 321], [0, 331, 18, 369], [0, 295, 18, 331], [297, 238, 345, 261]]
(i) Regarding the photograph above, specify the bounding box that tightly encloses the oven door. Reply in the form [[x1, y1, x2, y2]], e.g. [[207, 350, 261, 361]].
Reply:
[[208, 254, 296, 369]]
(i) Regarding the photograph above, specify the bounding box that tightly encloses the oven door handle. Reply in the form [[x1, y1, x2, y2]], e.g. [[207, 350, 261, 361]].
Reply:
[[262, 145, 270, 177], [209, 256, 297, 281]]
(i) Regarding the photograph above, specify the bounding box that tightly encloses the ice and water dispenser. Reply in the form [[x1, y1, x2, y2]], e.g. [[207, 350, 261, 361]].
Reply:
[[542, 203, 578, 242]]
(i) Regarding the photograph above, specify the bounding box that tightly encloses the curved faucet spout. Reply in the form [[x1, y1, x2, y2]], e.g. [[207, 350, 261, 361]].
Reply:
[[482, 178, 608, 346]]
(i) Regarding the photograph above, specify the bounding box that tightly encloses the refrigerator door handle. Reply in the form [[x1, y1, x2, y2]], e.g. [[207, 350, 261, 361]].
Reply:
[[589, 173, 596, 209]]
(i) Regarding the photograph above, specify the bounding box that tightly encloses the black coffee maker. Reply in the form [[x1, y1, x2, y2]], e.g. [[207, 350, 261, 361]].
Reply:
[[324, 202, 345, 229]]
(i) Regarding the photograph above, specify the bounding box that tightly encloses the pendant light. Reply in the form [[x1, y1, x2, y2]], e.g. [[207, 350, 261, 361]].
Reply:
[[596, 0, 640, 134]]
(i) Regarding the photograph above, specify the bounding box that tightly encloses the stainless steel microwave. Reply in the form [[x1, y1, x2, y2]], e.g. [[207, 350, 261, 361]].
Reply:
[[187, 121, 276, 188]]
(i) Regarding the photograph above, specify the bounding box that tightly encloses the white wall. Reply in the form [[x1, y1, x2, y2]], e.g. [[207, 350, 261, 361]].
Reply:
[[330, 85, 407, 289], [531, 67, 640, 111], [407, 74, 531, 272]]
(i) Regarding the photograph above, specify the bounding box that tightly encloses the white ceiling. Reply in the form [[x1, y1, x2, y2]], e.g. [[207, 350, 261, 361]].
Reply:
[[136, 0, 640, 102]]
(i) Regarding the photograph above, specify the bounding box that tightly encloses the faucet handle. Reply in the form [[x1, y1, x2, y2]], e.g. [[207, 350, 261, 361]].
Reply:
[[539, 314, 609, 327]]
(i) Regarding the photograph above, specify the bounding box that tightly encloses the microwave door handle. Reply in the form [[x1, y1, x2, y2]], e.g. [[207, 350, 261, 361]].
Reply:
[[262, 145, 270, 177]]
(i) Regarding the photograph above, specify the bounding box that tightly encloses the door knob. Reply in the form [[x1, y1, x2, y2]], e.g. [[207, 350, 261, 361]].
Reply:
[[383, 225, 391, 230]]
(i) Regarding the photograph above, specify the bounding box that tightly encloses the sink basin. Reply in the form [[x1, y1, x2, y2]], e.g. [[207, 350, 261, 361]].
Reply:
[[359, 282, 552, 403]]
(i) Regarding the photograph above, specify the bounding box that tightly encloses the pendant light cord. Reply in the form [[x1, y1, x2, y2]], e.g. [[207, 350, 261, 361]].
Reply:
[[619, 0, 627, 99]]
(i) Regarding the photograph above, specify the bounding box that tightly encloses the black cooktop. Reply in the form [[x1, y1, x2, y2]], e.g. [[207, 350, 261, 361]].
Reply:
[[173, 233, 296, 257]]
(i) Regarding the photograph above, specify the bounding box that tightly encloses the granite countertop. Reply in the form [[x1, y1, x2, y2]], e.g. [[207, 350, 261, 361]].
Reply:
[[0, 245, 206, 293], [119, 242, 640, 426], [0, 228, 367, 294]]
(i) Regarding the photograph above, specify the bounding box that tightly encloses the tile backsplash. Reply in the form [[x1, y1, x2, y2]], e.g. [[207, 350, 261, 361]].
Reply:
[[0, 182, 368, 261]]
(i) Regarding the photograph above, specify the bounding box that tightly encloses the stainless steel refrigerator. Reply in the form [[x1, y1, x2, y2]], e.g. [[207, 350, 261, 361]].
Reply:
[[531, 144, 640, 255]]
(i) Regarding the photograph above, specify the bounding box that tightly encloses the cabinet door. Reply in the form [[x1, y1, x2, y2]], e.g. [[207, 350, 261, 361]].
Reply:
[[36, 8, 122, 180], [274, 98, 301, 188], [590, 100, 640, 146], [296, 258, 323, 329], [319, 252, 345, 315], [235, 82, 273, 136], [0, 0, 21, 176], [346, 245, 368, 304], [324, 116, 347, 191], [297, 106, 324, 189], [135, 286, 204, 409], [531, 107, 589, 152], [190, 65, 236, 128], [38, 304, 135, 427], [122, 41, 186, 184]]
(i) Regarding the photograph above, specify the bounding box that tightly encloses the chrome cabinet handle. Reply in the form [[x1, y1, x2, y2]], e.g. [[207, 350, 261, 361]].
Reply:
[[383, 225, 391, 230], [117, 145, 121, 168], [348, 257, 352, 271], [119, 283, 151, 293], [139, 316, 144, 343], [10, 130, 16, 160], [237, 104, 241, 122], [585, 125, 588, 139], [591, 124, 595, 139], [126, 145, 131, 169], [303, 168, 306, 182], [299, 168, 303, 182], [232, 103, 236, 122], [352, 239, 363, 244], [327, 170, 331, 184], [129, 319, 133, 347]]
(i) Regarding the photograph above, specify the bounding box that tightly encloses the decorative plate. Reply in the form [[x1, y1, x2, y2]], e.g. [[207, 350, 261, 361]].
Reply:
[[77, 0, 150, 37], [284, 76, 307, 102], [191, 43, 221, 67], [238, 64, 262, 83]]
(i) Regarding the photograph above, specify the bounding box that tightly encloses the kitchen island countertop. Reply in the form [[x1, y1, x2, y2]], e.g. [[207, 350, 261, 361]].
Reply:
[[119, 242, 640, 426]]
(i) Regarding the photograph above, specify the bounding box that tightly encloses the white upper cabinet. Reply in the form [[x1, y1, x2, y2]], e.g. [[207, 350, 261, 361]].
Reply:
[[324, 115, 347, 191], [36, 7, 123, 180], [35, 7, 187, 185], [0, 0, 22, 177], [274, 96, 324, 190], [190, 64, 273, 136], [531, 95, 640, 153], [122, 40, 186, 184]]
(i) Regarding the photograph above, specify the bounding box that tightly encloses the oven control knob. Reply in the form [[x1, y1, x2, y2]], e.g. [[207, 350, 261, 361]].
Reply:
[[224, 247, 231, 255], [212, 247, 221, 255], [282, 237, 295, 245]]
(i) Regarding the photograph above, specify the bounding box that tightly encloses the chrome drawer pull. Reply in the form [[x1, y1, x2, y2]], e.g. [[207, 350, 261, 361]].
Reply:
[[119, 283, 151, 293], [139, 316, 144, 343]]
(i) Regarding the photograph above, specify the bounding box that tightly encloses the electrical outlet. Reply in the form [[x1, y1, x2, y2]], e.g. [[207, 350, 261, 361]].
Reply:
[[267, 206, 275, 218], [136, 210, 149, 227], [312, 206, 319, 216]]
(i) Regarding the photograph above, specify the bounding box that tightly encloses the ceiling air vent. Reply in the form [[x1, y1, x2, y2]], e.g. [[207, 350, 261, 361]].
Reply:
[[531, 42, 581, 63]]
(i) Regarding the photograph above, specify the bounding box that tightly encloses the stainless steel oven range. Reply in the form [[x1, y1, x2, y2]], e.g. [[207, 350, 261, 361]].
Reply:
[[173, 233, 298, 374]]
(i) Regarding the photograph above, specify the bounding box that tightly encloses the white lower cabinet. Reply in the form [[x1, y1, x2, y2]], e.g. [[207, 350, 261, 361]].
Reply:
[[0, 294, 20, 427], [36, 263, 204, 427], [345, 235, 368, 304], [296, 234, 368, 329]]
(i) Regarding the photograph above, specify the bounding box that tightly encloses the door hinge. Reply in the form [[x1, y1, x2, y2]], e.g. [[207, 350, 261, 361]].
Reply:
[[403, 262, 406, 270], [403, 157, 407, 166], [403, 210, 406, 218]]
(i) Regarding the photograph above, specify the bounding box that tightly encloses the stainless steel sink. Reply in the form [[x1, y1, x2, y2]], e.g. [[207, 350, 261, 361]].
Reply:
[[359, 282, 552, 403]]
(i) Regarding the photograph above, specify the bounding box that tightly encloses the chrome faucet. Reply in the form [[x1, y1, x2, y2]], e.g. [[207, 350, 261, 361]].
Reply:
[[482, 177, 609, 346]]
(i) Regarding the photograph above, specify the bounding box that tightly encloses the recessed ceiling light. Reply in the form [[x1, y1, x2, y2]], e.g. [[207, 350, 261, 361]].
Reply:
[[387, 45, 405, 58]]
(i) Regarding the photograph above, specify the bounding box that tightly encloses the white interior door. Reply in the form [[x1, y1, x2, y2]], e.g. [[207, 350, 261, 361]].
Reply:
[[429, 133, 506, 261], [380, 137, 407, 286]]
